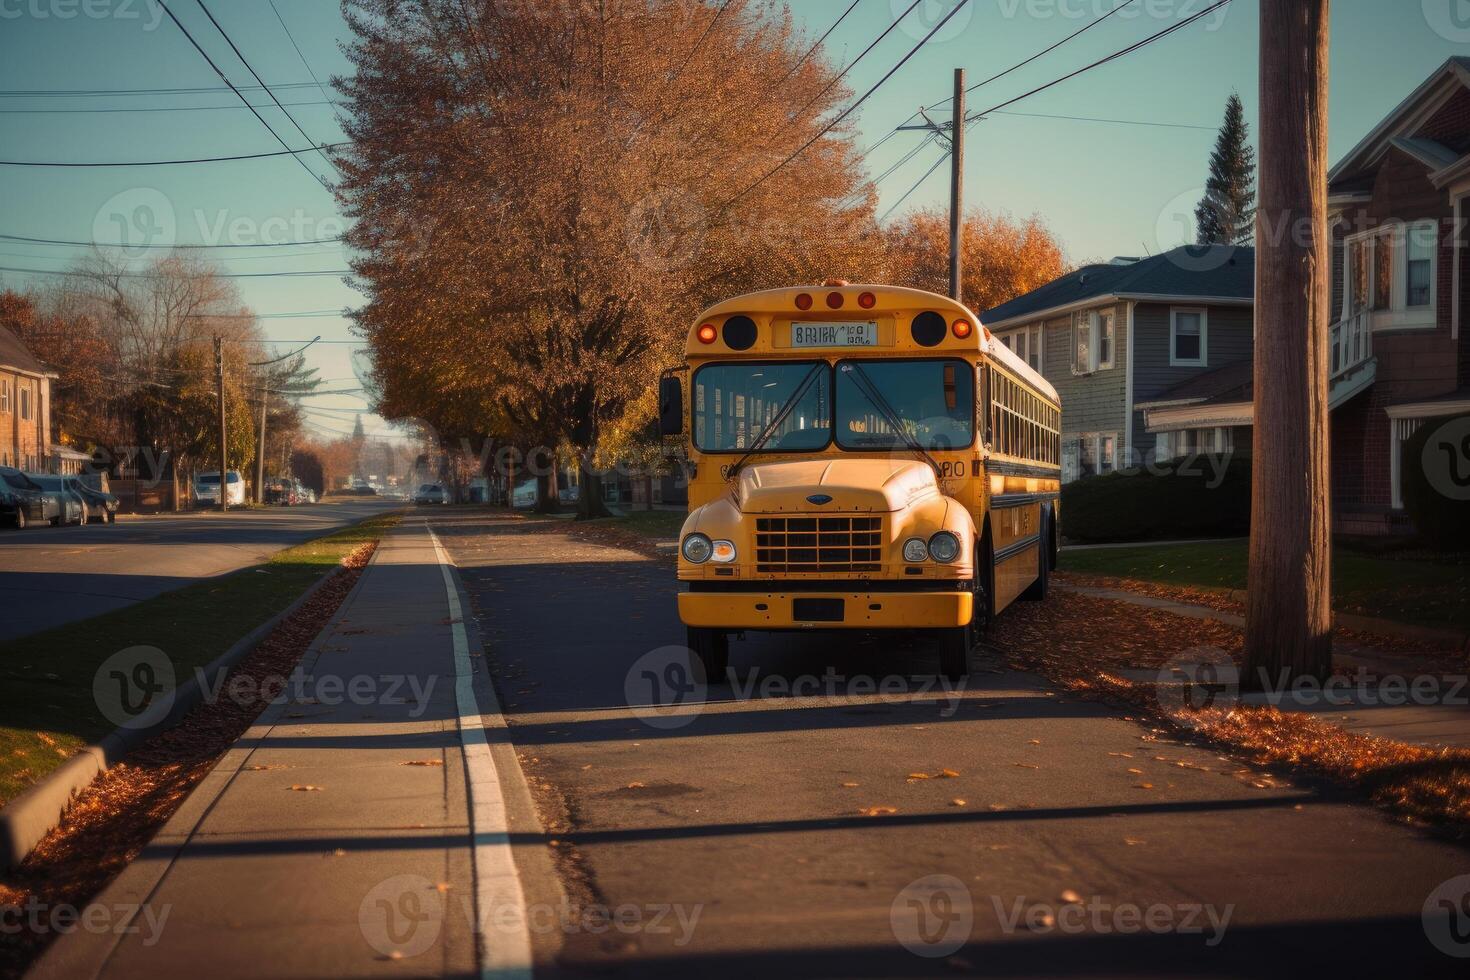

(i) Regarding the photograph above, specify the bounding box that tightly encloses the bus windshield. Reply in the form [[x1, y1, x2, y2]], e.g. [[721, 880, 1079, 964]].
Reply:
[[693, 362, 831, 452], [836, 359, 974, 451]]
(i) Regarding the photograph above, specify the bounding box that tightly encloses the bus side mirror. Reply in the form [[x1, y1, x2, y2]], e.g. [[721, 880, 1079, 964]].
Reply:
[[658, 376, 684, 437]]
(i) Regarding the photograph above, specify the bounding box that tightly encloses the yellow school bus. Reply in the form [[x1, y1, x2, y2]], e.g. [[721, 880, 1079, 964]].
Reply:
[[657, 281, 1061, 680]]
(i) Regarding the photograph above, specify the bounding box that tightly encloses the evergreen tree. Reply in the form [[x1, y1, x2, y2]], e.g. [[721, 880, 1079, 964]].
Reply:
[[1196, 93, 1257, 246]]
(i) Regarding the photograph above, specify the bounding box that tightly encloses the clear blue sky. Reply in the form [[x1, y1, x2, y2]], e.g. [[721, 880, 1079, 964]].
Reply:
[[0, 0, 1462, 439]]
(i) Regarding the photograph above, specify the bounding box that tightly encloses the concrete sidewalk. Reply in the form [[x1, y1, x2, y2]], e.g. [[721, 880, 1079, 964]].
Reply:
[[32, 522, 534, 979], [1062, 583, 1470, 750]]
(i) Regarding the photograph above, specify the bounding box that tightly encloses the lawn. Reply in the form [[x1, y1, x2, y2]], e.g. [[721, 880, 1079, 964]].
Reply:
[[0, 512, 401, 808], [1060, 539, 1470, 630]]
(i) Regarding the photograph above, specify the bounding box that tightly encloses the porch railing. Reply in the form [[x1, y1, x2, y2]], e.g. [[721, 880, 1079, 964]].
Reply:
[[1330, 310, 1373, 379]]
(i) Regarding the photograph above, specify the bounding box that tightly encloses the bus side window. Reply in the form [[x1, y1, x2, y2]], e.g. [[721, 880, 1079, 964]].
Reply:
[[978, 364, 992, 446]]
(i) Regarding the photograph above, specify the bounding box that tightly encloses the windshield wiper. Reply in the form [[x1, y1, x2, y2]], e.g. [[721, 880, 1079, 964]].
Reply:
[[840, 362, 942, 478], [725, 362, 826, 484]]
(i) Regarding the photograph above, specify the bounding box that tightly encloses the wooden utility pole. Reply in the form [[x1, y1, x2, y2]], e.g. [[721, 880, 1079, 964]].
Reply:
[[949, 67, 965, 302], [256, 391, 268, 504], [215, 335, 229, 512], [1245, 0, 1333, 687]]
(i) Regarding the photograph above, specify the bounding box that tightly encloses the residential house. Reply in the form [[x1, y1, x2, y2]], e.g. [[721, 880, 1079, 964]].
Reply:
[[0, 323, 55, 472], [1325, 57, 1470, 533], [981, 245, 1255, 482]]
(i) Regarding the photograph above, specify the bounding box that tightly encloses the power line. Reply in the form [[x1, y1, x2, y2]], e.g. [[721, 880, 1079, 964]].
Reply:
[[0, 264, 351, 279], [991, 108, 1215, 131], [154, 0, 330, 189], [778, 0, 864, 84], [0, 99, 341, 115], [722, 0, 972, 211], [665, 0, 733, 87], [192, 0, 341, 178], [268, 0, 335, 109], [0, 232, 343, 248], [965, 0, 1232, 122], [0, 82, 324, 97], [789, 0, 927, 125], [0, 143, 348, 167]]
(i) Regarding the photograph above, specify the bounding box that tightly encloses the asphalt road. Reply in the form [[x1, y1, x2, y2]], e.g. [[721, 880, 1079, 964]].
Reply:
[[430, 510, 1470, 978], [0, 499, 399, 639]]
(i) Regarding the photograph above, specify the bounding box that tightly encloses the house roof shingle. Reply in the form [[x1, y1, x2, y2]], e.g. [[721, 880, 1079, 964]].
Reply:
[[0, 324, 48, 376], [1137, 358, 1254, 409], [981, 245, 1255, 327]]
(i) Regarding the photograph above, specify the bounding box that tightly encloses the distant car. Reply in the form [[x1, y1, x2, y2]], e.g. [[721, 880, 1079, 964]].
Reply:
[[511, 480, 537, 509], [29, 475, 85, 526], [0, 466, 49, 529], [63, 477, 118, 524], [196, 470, 246, 507], [413, 483, 449, 505]]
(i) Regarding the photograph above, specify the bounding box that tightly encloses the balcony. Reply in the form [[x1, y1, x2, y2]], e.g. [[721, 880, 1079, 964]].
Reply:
[[1329, 310, 1377, 409]]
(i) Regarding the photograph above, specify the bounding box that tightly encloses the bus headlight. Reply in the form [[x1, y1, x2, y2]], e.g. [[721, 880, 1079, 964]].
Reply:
[[927, 531, 961, 564], [902, 538, 929, 563], [710, 540, 737, 563], [682, 533, 713, 564]]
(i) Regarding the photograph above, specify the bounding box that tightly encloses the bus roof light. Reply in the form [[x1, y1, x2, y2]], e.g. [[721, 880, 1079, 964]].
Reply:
[[952, 319, 973, 339], [696, 323, 718, 344], [795, 292, 813, 311], [826, 291, 845, 309], [858, 291, 876, 309]]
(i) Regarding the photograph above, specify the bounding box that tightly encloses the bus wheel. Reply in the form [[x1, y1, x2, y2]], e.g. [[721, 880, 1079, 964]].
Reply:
[[687, 627, 729, 686], [1021, 509, 1052, 602], [940, 622, 974, 680]]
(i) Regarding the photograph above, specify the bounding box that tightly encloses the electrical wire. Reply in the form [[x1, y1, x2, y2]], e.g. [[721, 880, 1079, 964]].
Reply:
[[0, 232, 343, 248], [0, 143, 348, 167], [0, 265, 351, 279], [777, 0, 864, 84]]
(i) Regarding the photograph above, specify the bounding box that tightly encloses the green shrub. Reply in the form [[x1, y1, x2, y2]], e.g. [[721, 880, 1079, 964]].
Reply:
[[1401, 414, 1470, 552], [1059, 456, 1251, 544]]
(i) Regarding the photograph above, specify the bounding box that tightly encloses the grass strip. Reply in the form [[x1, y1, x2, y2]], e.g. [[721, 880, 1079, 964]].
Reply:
[[0, 512, 401, 807]]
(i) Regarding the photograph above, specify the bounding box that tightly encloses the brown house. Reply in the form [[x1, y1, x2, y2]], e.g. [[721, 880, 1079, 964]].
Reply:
[[0, 323, 54, 472], [1327, 57, 1470, 533]]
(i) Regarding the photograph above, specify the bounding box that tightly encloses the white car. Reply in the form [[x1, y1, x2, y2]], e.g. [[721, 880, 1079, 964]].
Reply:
[[414, 483, 449, 504], [196, 471, 246, 506]]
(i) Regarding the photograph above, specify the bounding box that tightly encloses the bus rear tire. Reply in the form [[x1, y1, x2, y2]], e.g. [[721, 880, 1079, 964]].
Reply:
[[687, 627, 729, 686]]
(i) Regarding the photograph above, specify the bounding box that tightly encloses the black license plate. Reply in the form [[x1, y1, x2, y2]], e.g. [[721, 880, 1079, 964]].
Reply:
[[792, 598, 844, 623]]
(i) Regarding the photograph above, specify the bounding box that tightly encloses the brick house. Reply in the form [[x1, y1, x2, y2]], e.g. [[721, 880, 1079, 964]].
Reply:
[[1325, 57, 1470, 533], [0, 323, 54, 472], [980, 245, 1255, 482]]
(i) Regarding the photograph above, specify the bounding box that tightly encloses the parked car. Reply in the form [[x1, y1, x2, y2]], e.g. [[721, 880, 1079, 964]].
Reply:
[[0, 466, 49, 529], [195, 470, 245, 506], [63, 476, 118, 524], [264, 480, 296, 506], [300, 486, 317, 504], [413, 483, 449, 504], [29, 475, 85, 526]]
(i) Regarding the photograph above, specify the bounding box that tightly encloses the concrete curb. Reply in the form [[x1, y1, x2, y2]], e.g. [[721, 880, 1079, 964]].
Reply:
[[0, 563, 350, 871]]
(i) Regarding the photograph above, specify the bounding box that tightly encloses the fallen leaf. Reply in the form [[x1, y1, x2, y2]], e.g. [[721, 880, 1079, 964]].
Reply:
[[288, 784, 323, 792], [950, 798, 967, 807], [401, 760, 443, 767], [1127, 768, 1143, 775], [938, 768, 960, 778], [841, 781, 860, 788], [1059, 889, 1083, 904], [907, 772, 931, 780], [858, 806, 898, 817], [626, 781, 645, 789], [1134, 783, 1154, 790], [1014, 763, 1040, 770]]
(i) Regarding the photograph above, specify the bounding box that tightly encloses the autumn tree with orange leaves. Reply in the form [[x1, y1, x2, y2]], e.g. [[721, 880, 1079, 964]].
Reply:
[[335, 0, 887, 516], [885, 208, 1070, 316]]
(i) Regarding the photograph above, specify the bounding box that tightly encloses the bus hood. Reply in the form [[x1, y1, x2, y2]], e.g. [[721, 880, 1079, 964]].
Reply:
[[735, 458, 939, 514]]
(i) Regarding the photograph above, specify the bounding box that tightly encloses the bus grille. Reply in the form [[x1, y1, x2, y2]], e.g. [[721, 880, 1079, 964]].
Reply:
[[755, 516, 883, 574]]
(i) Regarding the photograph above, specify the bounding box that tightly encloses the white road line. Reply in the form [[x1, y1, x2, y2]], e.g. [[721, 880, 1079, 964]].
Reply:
[[426, 522, 534, 980]]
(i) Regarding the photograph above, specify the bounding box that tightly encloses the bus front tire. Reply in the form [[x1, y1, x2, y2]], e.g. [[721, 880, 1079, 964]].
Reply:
[[687, 627, 729, 686]]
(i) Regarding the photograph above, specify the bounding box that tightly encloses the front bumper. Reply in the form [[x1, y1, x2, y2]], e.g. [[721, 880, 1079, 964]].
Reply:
[[678, 585, 972, 630]]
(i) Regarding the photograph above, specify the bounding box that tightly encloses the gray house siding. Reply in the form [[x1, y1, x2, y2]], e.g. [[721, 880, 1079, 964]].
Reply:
[[1130, 302, 1255, 458]]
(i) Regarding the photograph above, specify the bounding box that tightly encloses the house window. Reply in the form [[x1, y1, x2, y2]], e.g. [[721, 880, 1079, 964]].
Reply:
[[19, 385, 30, 421], [1159, 427, 1233, 460], [1406, 222, 1435, 309], [0, 379, 8, 414], [1100, 433, 1117, 472], [1170, 308, 1208, 367], [1098, 312, 1115, 370], [1001, 326, 1042, 373], [1073, 312, 1093, 373]]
